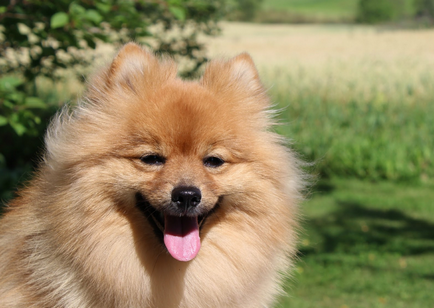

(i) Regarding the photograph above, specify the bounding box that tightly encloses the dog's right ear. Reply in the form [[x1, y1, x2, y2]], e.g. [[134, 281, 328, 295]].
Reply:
[[201, 53, 265, 99], [105, 42, 156, 91]]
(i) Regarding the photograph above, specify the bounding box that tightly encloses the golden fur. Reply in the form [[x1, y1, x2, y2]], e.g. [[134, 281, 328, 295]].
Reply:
[[0, 43, 304, 308]]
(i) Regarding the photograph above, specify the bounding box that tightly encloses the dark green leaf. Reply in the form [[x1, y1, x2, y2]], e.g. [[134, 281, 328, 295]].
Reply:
[[7, 92, 25, 103], [85, 10, 103, 24], [0, 76, 23, 91], [169, 6, 186, 21], [69, 3, 86, 15], [24, 97, 47, 109], [2, 100, 14, 109], [9, 113, 27, 136], [95, 3, 111, 13], [51, 12, 69, 29], [10, 122, 27, 136], [0, 116, 8, 126]]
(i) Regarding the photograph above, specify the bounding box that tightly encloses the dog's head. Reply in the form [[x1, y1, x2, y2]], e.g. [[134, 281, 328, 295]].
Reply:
[[44, 43, 295, 262]]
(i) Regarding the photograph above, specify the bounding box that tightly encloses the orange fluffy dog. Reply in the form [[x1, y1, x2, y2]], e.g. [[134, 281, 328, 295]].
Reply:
[[0, 43, 304, 307]]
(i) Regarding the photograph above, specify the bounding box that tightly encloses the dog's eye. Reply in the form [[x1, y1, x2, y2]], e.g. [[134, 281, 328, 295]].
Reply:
[[203, 156, 225, 168], [141, 154, 166, 166]]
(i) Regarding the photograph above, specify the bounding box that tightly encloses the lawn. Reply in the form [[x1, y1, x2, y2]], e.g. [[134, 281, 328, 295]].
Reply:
[[258, 0, 416, 22], [261, 0, 359, 19], [204, 22, 434, 307], [205, 23, 434, 181], [276, 178, 434, 308]]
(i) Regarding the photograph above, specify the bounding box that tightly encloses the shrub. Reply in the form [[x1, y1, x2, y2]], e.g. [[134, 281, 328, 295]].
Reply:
[[0, 0, 225, 203], [356, 0, 397, 23], [415, 0, 434, 20], [356, 0, 419, 24], [226, 0, 263, 21]]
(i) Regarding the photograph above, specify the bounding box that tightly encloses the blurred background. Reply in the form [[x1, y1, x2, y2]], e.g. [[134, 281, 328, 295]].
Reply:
[[0, 1, 433, 307]]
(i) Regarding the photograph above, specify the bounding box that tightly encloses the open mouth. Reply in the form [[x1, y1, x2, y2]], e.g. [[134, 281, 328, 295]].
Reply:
[[135, 193, 219, 261]]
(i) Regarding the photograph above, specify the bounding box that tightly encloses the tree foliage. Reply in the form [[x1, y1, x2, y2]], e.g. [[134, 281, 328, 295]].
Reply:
[[0, 0, 225, 202], [356, 0, 434, 24], [415, 0, 434, 20], [356, 0, 397, 23], [0, 0, 224, 82], [226, 0, 263, 21]]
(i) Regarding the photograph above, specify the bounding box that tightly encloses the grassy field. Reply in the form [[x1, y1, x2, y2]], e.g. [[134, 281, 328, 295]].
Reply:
[[261, 0, 359, 20], [204, 22, 434, 307], [205, 23, 434, 181], [257, 0, 416, 23], [276, 178, 434, 308]]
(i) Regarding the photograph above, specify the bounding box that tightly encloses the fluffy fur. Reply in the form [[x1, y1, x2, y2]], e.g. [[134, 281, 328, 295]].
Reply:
[[0, 43, 304, 308]]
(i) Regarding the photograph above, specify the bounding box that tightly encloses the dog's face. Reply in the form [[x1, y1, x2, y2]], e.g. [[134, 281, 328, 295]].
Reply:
[[122, 81, 246, 262], [45, 43, 278, 262]]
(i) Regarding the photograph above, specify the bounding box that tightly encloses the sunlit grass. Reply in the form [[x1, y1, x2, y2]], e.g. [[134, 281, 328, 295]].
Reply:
[[265, 65, 434, 181], [261, 0, 359, 19], [206, 23, 434, 181], [276, 178, 434, 308]]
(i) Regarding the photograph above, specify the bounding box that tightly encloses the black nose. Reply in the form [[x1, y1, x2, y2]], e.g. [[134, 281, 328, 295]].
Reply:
[[171, 186, 202, 213]]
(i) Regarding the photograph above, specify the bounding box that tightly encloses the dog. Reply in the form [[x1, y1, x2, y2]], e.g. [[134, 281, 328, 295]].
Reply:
[[0, 43, 304, 307]]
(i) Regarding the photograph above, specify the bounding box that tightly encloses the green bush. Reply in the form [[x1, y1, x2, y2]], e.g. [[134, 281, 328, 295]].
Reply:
[[356, 0, 397, 23], [415, 0, 434, 19], [0, 76, 58, 202], [356, 0, 418, 23], [226, 0, 263, 21], [0, 0, 226, 204], [0, 76, 45, 137], [0, 0, 225, 81]]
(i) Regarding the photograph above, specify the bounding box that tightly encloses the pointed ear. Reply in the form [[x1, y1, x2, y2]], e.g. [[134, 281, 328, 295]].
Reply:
[[106, 42, 157, 90], [227, 53, 261, 88], [201, 53, 263, 95]]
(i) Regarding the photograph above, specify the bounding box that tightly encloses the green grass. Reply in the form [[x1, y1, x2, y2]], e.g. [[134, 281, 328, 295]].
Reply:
[[261, 0, 359, 18], [277, 96, 434, 181], [262, 68, 434, 182], [258, 0, 416, 23], [276, 178, 434, 307]]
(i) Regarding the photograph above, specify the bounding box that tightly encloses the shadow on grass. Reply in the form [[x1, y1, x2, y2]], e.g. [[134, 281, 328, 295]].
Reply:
[[301, 201, 434, 257], [312, 181, 335, 194]]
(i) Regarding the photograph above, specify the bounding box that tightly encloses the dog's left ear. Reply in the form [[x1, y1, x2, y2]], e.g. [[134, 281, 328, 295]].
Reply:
[[106, 42, 156, 90], [201, 53, 263, 96]]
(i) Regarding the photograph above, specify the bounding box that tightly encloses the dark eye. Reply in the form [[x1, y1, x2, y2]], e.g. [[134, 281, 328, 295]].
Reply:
[[141, 154, 166, 166], [203, 156, 225, 168]]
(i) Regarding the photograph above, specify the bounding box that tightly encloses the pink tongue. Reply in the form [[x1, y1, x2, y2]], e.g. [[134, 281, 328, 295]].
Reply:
[[164, 215, 201, 262]]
